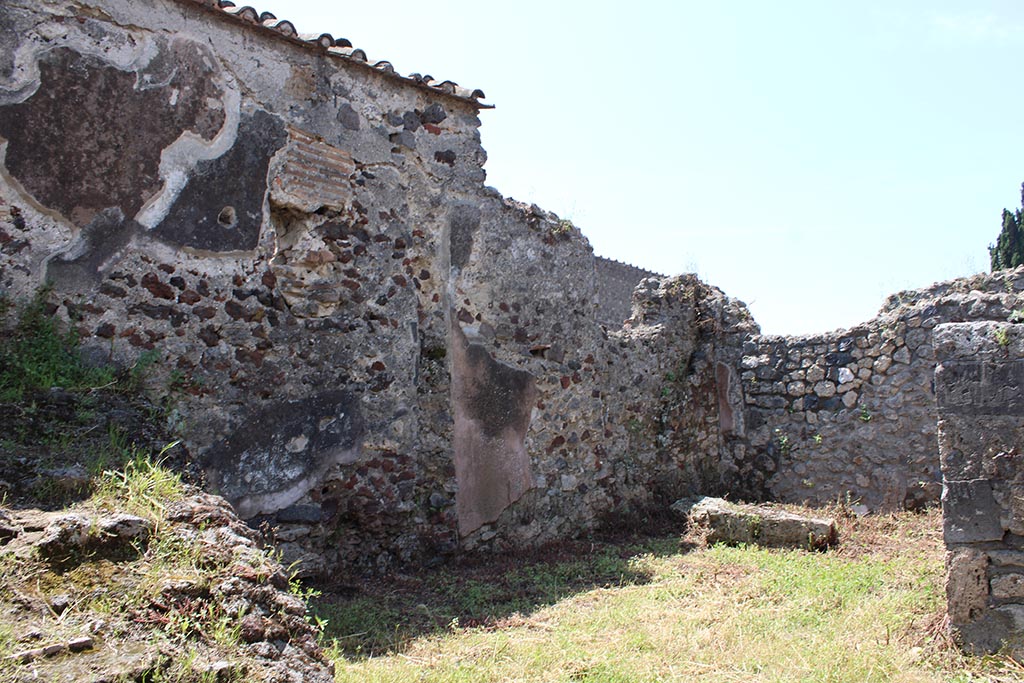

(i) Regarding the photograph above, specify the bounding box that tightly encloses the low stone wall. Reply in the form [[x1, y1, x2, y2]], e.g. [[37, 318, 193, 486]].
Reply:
[[735, 269, 1024, 510], [936, 321, 1024, 655]]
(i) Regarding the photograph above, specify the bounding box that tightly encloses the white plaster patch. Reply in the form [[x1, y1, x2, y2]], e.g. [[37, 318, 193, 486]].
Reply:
[[285, 434, 309, 454], [135, 62, 242, 229], [233, 445, 363, 519]]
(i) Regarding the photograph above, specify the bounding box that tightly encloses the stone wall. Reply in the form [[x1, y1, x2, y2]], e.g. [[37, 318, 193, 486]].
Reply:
[[734, 269, 1024, 510], [5, 0, 1023, 588], [936, 321, 1024, 655], [0, 0, 748, 577], [594, 257, 662, 328]]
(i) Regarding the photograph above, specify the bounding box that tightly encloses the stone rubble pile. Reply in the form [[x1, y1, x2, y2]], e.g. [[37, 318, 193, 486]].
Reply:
[[0, 493, 334, 683]]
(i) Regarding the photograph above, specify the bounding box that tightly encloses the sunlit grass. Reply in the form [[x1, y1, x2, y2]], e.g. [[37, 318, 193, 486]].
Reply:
[[323, 509, 1024, 683]]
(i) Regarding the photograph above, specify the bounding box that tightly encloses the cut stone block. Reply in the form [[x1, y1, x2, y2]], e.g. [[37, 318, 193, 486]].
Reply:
[[673, 496, 837, 550], [946, 548, 989, 625], [942, 479, 1004, 544], [992, 573, 1024, 600]]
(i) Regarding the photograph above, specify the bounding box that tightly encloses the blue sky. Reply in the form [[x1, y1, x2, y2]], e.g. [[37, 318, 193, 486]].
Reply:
[[253, 1, 1024, 334]]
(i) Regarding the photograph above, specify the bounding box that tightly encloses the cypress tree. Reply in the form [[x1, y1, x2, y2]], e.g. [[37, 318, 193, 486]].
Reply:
[[990, 184, 1024, 271]]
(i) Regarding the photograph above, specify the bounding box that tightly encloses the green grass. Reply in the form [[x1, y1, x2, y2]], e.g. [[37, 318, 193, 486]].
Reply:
[[312, 538, 667, 659], [319, 510, 1024, 683], [0, 289, 180, 508], [91, 441, 185, 518], [0, 289, 116, 401]]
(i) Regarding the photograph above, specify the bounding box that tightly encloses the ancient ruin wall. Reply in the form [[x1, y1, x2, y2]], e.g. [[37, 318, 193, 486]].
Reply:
[[6, 0, 1021, 584], [937, 321, 1024, 655], [594, 257, 662, 328], [0, 0, 494, 574], [0, 0, 746, 575], [735, 269, 1024, 511]]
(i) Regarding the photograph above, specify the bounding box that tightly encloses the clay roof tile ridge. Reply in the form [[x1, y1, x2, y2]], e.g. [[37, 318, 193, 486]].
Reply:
[[181, 0, 490, 107]]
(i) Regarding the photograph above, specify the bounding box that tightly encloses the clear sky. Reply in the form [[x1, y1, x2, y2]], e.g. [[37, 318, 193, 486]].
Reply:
[[252, 0, 1024, 334]]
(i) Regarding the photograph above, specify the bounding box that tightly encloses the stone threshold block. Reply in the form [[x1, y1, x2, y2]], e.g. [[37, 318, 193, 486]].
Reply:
[[672, 496, 837, 550]]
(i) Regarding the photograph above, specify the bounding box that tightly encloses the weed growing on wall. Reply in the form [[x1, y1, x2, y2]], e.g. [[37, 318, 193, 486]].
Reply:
[[774, 428, 792, 456], [0, 289, 188, 510], [994, 326, 1011, 348], [0, 289, 115, 401], [0, 289, 166, 403]]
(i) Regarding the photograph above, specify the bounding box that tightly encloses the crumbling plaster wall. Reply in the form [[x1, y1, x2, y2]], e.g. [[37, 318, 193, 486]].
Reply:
[[6, 0, 1016, 582], [0, 0, 748, 575], [735, 268, 1024, 511]]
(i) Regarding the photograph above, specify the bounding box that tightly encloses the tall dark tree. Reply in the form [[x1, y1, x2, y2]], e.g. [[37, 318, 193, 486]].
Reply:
[[990, 183, 1024, 271]]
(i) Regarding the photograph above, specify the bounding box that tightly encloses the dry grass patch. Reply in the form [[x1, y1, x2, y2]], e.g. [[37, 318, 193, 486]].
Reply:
[[321, 507, 1024, 683]]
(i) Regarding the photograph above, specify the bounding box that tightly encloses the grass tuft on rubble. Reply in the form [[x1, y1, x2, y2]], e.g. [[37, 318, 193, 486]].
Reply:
[[0, 454, 255, 683]]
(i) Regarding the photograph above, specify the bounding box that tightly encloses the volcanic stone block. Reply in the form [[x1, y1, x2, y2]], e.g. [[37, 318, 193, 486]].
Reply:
[[942, 479, 1005, 544], [936, 322, 1024, 657], [673, 496, 837, 550]]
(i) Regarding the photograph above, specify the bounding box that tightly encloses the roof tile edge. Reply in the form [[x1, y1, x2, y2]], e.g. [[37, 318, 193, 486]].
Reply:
[[595, 255, 665, 278], [178, 0, 492, 108]]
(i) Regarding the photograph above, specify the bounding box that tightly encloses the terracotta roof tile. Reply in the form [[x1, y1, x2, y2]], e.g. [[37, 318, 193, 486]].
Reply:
[[179, 0, 491, 108]]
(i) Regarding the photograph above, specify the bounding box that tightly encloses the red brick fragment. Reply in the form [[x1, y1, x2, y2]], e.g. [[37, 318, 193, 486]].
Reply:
[[141, 273, 175, 300]]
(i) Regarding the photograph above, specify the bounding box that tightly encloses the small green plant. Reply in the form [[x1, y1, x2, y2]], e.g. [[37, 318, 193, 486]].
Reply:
[[994, 326, 1011, 348], [124, 348, 162, 392], [552, 219, 574, 236], [813, 433, 824, 445], [0, 289, 116, 400], [858, 406, 872, 423], [774, 428, 791, 456], [1010, 308, 1024, 324], [745, 513, 763, 540]]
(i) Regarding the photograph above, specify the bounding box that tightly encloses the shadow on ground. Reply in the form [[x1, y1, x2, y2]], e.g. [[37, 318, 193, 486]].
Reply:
[[309, 517, 685, 659]]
